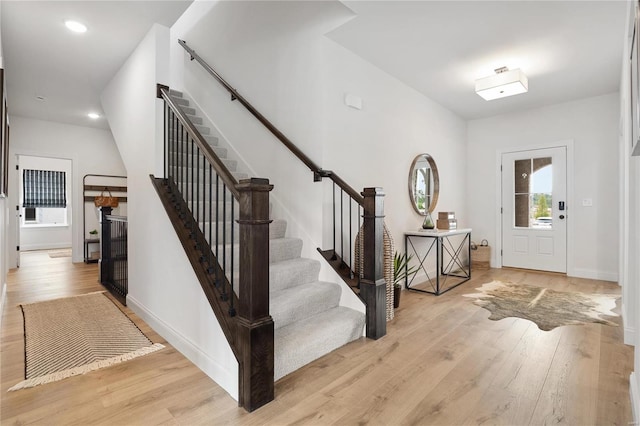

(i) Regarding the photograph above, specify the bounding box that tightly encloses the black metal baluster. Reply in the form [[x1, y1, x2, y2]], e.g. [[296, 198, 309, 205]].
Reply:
[[331, 182, 337, 260], [229, 199, 235, 316], [349, 198, 353, 278], [164, 104, 167, 179], [208, 163, 214, 273], [196, 146, 201, 241], [340, 189, 344, 260], [189, 134, 194, 224], [221, 184, 228, 301], [215, 174, 220, 287]]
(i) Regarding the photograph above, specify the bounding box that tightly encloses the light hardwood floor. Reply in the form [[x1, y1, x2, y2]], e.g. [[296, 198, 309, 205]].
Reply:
[[1, 251, 634, 425]]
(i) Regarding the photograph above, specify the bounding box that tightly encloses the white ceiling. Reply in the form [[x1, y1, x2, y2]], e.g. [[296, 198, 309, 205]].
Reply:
[[0, 1, 630, 130], [328, 1, 629, 120], [1, 1, 192, 130]]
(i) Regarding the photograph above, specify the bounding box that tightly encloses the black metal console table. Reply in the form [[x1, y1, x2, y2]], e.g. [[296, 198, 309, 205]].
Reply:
[[405, 228, 472, 295]]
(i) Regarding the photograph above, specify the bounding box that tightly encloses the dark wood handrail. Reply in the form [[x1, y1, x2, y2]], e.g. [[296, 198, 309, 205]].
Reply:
[[158, 85, 240, 199], [178, 39, 364, 206]]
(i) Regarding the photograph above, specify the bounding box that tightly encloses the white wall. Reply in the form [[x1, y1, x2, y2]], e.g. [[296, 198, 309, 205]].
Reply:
[[7, 116, 126, 264], [18, 155, 72, 251], [467, 93, 620, 281], [619, 0, 640, 420], [0, 0, 7, 322], [172, 0, 467, 271], [100, 23, 239, 400]]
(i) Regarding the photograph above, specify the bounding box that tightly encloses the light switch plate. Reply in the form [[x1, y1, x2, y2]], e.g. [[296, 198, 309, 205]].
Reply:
[[582, 198, 593, 206]]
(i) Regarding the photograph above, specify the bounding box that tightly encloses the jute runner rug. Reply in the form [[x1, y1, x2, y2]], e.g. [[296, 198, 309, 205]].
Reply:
[[9, 292, 164, 391], [463, 280, 619, 331], [48, 249, 72, 258]]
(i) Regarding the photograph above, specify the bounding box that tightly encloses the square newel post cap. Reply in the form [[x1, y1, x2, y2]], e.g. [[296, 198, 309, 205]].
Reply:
[[237, 178, 274, 193], [361, 187, 385, 197]]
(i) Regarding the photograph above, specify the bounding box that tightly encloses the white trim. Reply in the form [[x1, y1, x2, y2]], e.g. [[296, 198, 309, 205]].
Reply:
[[570, 268, 618, 282], [631, 372, 639, 426], [624, 325, 636, 347], [495, 140, 575, 274], [10, 150, 82, 264], [20, 242, 72, 251], [0, 282, 6, 331], [126, 295, 239, 401]]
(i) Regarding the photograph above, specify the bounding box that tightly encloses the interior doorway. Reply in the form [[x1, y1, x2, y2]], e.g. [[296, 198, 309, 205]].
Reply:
[[16, 155, 73, 265], [501, 146, 567, 273]]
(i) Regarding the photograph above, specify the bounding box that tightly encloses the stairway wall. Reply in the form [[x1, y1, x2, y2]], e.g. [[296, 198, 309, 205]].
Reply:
[[170, 1, 468, 267], [100, 24, 239, 400]]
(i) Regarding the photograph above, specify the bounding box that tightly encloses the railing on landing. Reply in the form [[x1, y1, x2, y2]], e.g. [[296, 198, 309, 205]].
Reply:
[[99, 207, 128, 306], [178, 39, 387, 340], [154, 85, 274, 412]]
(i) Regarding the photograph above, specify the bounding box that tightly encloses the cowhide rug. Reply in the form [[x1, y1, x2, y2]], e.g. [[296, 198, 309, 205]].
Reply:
[[463, 280, 619, 331]]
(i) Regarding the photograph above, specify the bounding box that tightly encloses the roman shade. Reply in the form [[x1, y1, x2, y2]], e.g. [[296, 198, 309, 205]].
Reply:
[[23, 169, 66, 208]]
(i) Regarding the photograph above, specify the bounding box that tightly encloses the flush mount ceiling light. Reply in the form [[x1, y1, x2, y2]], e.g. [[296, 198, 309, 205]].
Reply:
[[475, 66, 528, 101], [87, 112, 100, 119], [65, 20, 87, 33]]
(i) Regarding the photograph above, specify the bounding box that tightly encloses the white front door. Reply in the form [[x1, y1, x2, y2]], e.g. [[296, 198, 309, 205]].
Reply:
[[501, 147, 567, 273]]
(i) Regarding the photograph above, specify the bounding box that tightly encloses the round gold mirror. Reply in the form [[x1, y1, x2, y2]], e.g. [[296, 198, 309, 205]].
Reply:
[[409, 154, 439, 215]]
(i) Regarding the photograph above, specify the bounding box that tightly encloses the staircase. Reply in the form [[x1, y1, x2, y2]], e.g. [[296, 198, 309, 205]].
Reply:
[[167, 90, 365, 380]]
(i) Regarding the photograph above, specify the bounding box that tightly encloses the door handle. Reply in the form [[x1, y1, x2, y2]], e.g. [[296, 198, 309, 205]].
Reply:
[[559, 201, 565, 211], [559, 215, 565, 220]]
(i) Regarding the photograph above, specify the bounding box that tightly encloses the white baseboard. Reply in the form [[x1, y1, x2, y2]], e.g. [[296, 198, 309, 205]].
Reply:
[[0, 282, 6, 330], [631, 372, 639, 425], [570, 268, 618, 282], [626, 326, 637, 347], [622, 302, 636, 346], [20, 242, 72, 251], [127, 295, 238, 401]]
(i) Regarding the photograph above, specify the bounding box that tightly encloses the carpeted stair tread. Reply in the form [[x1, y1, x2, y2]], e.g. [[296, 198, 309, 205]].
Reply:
[[179, 158, 237, 172], [177, 174, 249, 191], [274, 306, 365, 380], [214, 237, 303, 270], [166, 91, 366, 382], [269, 219, 287, 239], [270, 258, 321, 292], [270, 238, 303, 263], [173, 96, 189, 106], [185, 114, 203, 125], [271, 281, 341, 330], [168, 147, 229, 164], [197, 219, 285, 242], [169, 135, 219, 147], [169, 123, 210, 135]]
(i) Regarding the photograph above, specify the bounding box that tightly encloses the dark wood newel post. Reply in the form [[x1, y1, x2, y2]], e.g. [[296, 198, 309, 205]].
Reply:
[[99, 206, 113, 285], [361, 187, 386, 340], [236, 178, 274, 412]]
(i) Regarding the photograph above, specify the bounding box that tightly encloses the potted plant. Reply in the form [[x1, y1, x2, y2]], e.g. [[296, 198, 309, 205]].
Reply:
[[393, 251, 418, 309], [89, 229, 98, 240]]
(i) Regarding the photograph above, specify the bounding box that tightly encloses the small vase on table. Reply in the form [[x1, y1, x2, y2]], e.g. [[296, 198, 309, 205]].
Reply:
[[422, 211, 435, 229]]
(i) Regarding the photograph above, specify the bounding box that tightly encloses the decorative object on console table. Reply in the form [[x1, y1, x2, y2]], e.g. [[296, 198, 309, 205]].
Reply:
[[470, 239, 491, 270], [422, 211, 435, 229], [437, 211, 457, 230]]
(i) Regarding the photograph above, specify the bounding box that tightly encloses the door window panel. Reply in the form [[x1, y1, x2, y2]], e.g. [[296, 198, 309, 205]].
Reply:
[[514, 157, 552, 228]]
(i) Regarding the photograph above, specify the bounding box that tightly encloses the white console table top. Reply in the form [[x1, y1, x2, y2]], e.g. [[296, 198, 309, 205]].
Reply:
[[405, 228, 472, 238]]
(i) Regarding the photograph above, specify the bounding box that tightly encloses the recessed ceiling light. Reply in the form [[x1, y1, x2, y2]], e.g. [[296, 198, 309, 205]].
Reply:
[[65, 20, 87, 33], [88, 113, 100, 119]]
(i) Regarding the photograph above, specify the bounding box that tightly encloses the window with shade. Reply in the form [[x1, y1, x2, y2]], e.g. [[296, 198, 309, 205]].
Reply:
[[22, 169, 68, 226]]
